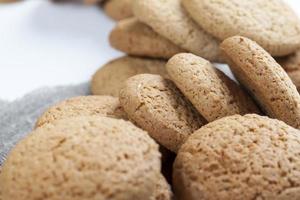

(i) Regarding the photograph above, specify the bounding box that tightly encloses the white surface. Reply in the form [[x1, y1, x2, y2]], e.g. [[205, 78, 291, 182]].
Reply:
[[0, 0, 300, 101], [0, 0, 122, 101]]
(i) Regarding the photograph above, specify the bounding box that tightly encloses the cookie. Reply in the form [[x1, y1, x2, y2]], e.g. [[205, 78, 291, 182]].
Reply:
[[174, 114, 300, 200], [132, 0, 222, 62], [0, 116, 161, 200], [109, 18, 184, 59], [221, 36, 300, 128], [120, 74, 206, 152], [35, 95, 126, 128], [182, 0, 300, 56], [104, 0, 133, 21], [91, 56, 167, 97], [277, 50, 300, 90], [152, 174, 173, 200], [166, 53, 260, 122]]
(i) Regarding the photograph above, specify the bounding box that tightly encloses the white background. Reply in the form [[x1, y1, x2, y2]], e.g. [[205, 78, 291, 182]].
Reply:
[[0, 0, 300, 101]]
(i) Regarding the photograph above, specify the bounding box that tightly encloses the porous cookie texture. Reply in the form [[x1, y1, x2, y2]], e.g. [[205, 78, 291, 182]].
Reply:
[[104, 0, 133, 21], [278, 50, 300, 90], [120, 74, 206, 152], [166, 53, 260, 122], [174, 114, 300, 200], [151, 174, 173, 200], [221, 36, 300, 129], [35, 95, 126, 128], [0, 116, 161, 200], [182, 0, 300, 56], [132, 0, 222, 62], [110, 18, 184, 59], [91, 56, 167, 97]]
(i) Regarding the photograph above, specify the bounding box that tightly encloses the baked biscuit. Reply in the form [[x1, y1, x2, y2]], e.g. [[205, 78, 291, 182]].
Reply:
[[35, 95, 126, 128], [182, 0, 300, 56], [120, 74, 206, 152], [278, 50, 300, 90], [0, 116, 161, 200], [91, 56, 167, 97], [109, 18, 184, 59], [104, 0, 133, 21], [174, 114, 300, 200], [221, 36, 300, 128], [166, 53, 260, 122], [132, 0, 222, 62]]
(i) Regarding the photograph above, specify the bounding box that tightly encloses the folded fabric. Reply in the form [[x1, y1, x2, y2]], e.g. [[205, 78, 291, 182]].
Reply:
[[0, 82, 90, 165]]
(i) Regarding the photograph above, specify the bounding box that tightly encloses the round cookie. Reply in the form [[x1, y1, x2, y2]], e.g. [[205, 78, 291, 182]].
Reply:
[[0, 116, 161, 200], [119, 74, 206, 152], [132, 0, 222, 62], [35, 95, 126, 128], [104, 0, 133, 21], [152, 174, 173, 200], [278, 50, 300, 90], [221, 36, 300, 129], [91, 56, 167, 97], [109, 18, 184, 59], [166, 53, 260, 122], [173, 114, 300, 200], [182, 0, 300, 56]]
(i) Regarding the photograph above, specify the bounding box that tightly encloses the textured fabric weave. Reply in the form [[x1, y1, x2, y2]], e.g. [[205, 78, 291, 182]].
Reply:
[[0, 82, 90, 165]]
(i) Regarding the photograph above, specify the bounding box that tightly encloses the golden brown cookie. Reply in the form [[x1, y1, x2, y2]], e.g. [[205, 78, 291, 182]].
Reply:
[[91, 56, 167, 97], [132, 0, 223, 62], [221, 36, 300, 129], [174, 114, 300, 200], [109, 18, 184, 59], [35, 95, 126, 128], [278, 50, 300, 90], [120, 74, 206, 152], [0, 116, 161, 200], [166, 53, 260, 122], [182, 0, 300, 56], [104, 0, 133, 21]]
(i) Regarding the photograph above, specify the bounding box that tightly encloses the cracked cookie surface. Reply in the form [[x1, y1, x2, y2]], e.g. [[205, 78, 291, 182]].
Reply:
[[0, 116, 161, 200], [132, 0, 223, 62], [35, 95, 127, 128], [221, 36, 300, 129], [166, 53, 260, 122], [182, 0, 300, 56], [120, 74, 206, 152], [174, 114, 300, 200]]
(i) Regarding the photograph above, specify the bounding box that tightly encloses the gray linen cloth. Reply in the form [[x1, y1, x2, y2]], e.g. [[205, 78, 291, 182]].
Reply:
[[0, 82, 90, 165]]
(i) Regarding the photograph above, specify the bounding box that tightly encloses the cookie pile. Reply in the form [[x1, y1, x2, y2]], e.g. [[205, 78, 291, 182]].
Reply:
[[3, 0, 300, 200]]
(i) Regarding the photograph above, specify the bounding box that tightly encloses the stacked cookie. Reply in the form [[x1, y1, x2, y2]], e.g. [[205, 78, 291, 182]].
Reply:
[[3, 0, 300, 200], [106, 0, 300, 89]]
